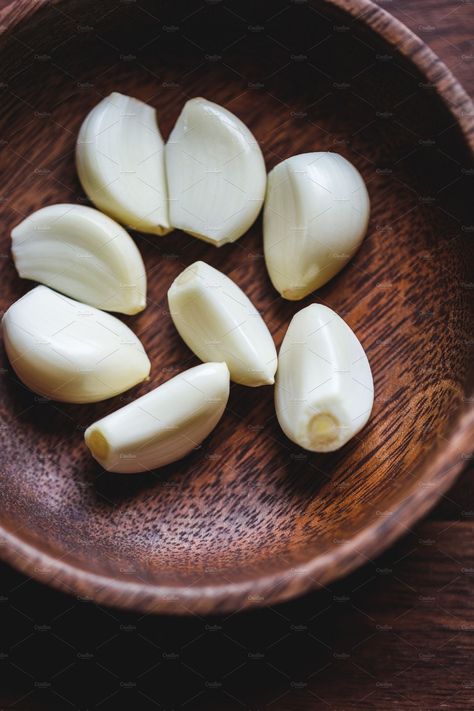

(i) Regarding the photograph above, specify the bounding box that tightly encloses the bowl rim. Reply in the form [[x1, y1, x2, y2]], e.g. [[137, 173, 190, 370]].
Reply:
[[0, 0, 473, 615]]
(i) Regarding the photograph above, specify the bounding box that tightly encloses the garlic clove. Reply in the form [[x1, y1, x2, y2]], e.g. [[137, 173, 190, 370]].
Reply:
[[76, 92, 170, 235], [168, 261, 277, 386], [1, 286, 151, 403], [275, 303, 373, 452], [264, 152, 370, 300], [85, 362, 230, 473], [11, 204, 147, 315], [165, 97, 266, 246]]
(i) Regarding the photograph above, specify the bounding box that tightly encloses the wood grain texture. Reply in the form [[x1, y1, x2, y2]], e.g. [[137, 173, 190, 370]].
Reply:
[[0, 520, 473, 709], [0, 1, 473, 710], [0, 0, 473, 617], [386, 0, 474, 101]]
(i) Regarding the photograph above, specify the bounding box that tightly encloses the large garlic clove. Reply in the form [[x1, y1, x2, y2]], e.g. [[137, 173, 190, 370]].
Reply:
[[11, 204, 147, 315], [85, 362, 230, 473], [2, 286, 150, 403], [275, 304, 373, 452], [165, 97, 266, 247], [264, 152, 370, 300], [76, 92, 170, 235], [168, 261, 277, 386]]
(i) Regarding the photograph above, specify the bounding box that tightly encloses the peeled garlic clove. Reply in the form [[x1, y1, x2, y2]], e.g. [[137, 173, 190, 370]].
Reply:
[[2, 286, 150, 403], [264, 152, 370, 300], [165, 97, 266, 246], [11, 204, 147, 315], [275, 304, 373, 452], [76, 92, 170, 235], [168, 261, 277, 386], [85, 362, 230, 473]]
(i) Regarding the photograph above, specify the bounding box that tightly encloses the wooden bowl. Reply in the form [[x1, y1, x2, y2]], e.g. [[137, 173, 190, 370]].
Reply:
[[0, 0, 473, 615]]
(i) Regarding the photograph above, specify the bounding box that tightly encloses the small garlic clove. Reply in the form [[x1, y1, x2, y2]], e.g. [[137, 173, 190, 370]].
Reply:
[[85, 362, 230, 473], [12, 204, 147, 315], [275, 303, 373, 452], [76, 92, 170, 235], [165, 97, 266, 246], [264, 152, 370, 300], [1, 286, 150, 403], [168, 261, 277, 386]]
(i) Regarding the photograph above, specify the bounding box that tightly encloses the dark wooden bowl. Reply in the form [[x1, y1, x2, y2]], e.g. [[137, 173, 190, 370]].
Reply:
[[0, 0, 473, 615]]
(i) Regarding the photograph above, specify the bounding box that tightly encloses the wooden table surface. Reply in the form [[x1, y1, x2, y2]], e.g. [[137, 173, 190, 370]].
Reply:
[[0, 0, 473, 709]]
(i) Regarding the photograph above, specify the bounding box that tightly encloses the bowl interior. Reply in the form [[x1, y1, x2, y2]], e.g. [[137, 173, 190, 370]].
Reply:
[[0, 0, 473, 612]]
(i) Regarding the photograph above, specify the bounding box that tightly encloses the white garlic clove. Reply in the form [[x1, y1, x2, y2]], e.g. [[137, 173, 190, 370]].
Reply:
[[12, 204, 147, 315], [264, 152, 370, 300], [168, 261, 277, 387], [165, 97, 266, 246], [2, 286, 151, 403], [85, 362, 230, 473], [76, 92, 170, 235], [275, 304, 373, 452]]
